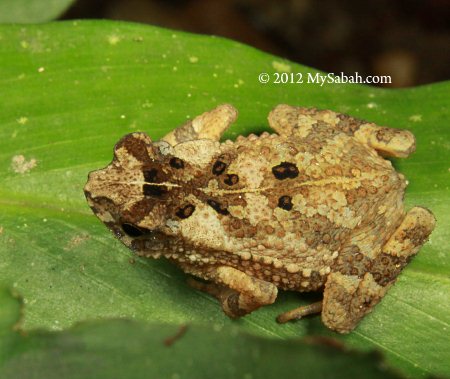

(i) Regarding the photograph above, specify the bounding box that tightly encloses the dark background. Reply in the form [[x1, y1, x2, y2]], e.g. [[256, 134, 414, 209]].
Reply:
[[62, 0, 450, 88]]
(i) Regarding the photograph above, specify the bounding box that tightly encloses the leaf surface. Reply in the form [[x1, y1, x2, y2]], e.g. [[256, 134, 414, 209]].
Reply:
[[0, 21, 449, 378], [0, 288, 404, 379]]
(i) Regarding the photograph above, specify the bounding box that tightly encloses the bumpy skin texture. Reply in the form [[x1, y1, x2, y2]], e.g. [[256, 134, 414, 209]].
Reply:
[[84, 104, 436, 333]]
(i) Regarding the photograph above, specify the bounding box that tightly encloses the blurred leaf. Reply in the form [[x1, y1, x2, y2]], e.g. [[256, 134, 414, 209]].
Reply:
[[0, 21, 449, 378], [0, 0, 75, 23], [0, 288, 403, 379]]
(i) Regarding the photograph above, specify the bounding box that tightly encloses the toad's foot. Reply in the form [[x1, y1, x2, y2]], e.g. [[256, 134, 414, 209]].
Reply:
[[382, 206, 436, 259], [354, 123, 415, 158], [188, 266, 277, 318], [320, 272, 389, 333]]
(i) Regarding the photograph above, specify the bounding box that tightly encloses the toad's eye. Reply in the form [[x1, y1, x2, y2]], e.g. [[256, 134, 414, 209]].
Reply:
[[122, 223, 144, 237]]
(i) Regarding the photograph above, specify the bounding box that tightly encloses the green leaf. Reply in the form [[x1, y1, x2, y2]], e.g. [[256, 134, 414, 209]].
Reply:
[[0, 288, 403, 379], [0, 0, 75, 23], [0, 21, 449, 378]]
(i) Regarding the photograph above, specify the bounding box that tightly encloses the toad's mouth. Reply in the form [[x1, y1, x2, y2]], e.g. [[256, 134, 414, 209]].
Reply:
[[122, 226, 172, 255]]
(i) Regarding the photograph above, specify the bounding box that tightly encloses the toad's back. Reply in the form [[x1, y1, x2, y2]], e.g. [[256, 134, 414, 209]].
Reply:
[[168, 128, 406, 290]]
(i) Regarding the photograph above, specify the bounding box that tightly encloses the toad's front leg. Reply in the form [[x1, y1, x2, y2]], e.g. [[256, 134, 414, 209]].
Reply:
[[161, 104, 237, 146], [188, 266, 278, 318]]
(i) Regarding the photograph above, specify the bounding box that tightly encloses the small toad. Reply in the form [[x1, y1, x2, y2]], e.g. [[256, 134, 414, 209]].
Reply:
[[84, 104, 435, 333]]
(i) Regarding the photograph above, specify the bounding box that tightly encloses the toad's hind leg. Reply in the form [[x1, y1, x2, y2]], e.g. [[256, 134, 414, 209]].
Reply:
[[275, 272, 389, 334], [320, 272, 390, 333], [279, 207, 435, 333], [162, 104, 237, 146], [188, 266, 278, 318], [353, 123, 416, 158], [268, 104, 415, 158], [320, 206, 435, 333]]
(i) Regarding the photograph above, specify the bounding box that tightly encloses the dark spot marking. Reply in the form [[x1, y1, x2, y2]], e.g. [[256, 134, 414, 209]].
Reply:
[[122, 223, 143, 237], [212, 160, 227, 175], [176, 204, 195, 219], [272, 162, 299, 180], [142, 166, 170, 197], [116, 134, 151, 163], [224, 174, 239, 186], [277, 195, 293, 211], [169, 157, 184, 169], [143, 184, 167, 197], [207, 199, 229, 215], [143, 168, 158, 183]]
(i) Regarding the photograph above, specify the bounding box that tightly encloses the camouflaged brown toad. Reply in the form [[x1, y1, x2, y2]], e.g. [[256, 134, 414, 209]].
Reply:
[[84, 104, 435, 333]]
